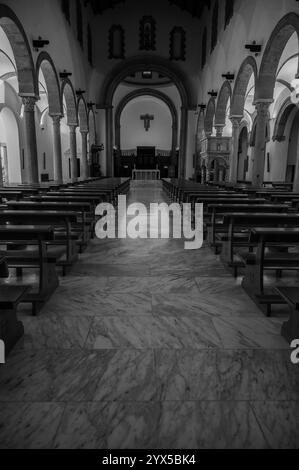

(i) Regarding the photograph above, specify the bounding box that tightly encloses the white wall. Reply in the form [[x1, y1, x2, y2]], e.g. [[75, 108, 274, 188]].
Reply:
[[120, 97, 172, 150]]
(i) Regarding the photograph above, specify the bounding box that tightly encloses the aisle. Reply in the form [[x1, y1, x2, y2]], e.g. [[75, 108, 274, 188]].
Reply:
[[0, 182, 298, 449]]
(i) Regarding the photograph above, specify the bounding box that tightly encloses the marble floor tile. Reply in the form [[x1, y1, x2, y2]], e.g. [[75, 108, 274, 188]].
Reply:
[[0, 402, 65, 449], [152, 292, 261, 317], [251, 401, 299, 449], [53, 402, 160, 449], [16, 315, 93, 350], [213, 317, 288, 349], [155, 349, 299, 401], [156, 401, 267, 449]]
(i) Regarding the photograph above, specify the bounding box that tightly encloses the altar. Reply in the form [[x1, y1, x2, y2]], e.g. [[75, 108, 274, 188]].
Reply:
[[132, 169, 160, 180]]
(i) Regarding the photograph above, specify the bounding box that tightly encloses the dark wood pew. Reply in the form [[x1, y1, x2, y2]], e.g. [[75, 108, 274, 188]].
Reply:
[[7, 201, 93, 250], [241, 228, 299, 316], [206, 204, 287, 252], [0, 225, 62, 315], [0, 211, 79, 275], [277, 287, 299, 343], [0, 190, 23, 202], [218, 213, 299, 277]]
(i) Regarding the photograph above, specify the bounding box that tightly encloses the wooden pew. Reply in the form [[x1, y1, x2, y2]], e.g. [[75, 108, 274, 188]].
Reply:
[[207, 204, 287, 253], [0, 225, 62, 315], [277, 287, 299, 343], [242, 228, 299, 316], [219, 213, 299, 277], [0, 211, 79, 275], [7, 201, 93, 250]]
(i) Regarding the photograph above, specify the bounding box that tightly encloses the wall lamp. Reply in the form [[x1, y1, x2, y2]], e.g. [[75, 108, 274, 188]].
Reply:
[[33, 37, 50, 51], [245, 41, 262, 56]]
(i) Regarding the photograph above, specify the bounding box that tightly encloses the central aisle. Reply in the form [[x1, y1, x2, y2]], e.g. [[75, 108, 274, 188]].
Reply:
[[0, 182, 298, 449]]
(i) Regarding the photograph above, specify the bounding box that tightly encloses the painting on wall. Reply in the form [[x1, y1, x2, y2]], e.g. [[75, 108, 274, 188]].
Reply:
[[170, 26, 186, 61], [108, 25, 125, 59], [139, 16, 156, 51]]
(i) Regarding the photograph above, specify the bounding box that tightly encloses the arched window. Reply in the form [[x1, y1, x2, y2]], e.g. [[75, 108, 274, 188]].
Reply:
[[109, 25, 125, 59], [61, 0, 70, 24], [76, 0, 83, 47], [88, 25, 93, 65], [201, 28, 207, 69], [211, 1, 218, 52], [225, 0, 234, 28]]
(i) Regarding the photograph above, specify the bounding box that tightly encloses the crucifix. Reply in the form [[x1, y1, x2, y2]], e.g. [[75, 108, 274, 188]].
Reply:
[[140, 114, 154, 132]]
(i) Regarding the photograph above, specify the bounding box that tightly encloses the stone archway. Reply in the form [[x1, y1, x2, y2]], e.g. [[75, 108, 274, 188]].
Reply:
[[0, 4, 37, 96], [98, 55, 196, 178], [204, 98, 216, 136], [231, 56, 258, 118], [215, 81, 232, 131], [255, 13, 299, 102], [272, 97, 296, 142], [77, 97, 89, 179], [36, 51, 62, 116], [61, 79, 78, 126]]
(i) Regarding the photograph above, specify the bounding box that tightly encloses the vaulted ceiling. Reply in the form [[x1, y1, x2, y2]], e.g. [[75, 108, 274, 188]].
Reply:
[[85, 0, 210, 19]]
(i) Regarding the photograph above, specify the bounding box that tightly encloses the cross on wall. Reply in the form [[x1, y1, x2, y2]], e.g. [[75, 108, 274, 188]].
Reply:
[[140, 114, 154, 132]]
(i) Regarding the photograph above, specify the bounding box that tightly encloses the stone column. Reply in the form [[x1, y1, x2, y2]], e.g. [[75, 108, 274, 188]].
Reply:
[[69, 125, 78, 181], [293, 131, 299, 192], [51, 115, 63, 183], [228, 116, 242, 184], [179, 106, 188, 179], [81, 130, 89, 180], [22, 97, 39, 184], [252, 101, 271, 188], [106, 106, 114, 177]]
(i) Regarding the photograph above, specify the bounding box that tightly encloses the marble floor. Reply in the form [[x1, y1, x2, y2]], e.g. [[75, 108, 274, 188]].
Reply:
[[0, 181, 299, 449]]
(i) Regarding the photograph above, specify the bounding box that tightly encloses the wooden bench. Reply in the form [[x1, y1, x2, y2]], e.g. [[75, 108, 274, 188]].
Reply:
[[0, 226, 62, 315], [0, 211, 79, 276], [276, 287, 299, 343], [219, 213, 299, 277], [7, 200, 93, 250], [207, 204, 287, 253], [242, 228, 299, 316]]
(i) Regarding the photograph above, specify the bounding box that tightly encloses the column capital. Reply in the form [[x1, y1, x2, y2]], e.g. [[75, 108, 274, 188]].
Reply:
[[254, 100, 273, 115], [50, 114, 63, 125], [69, 124, 78, 133], [80, 129, 89, 136], [229, 115, 243, 127], [22, 96, 37, 112]]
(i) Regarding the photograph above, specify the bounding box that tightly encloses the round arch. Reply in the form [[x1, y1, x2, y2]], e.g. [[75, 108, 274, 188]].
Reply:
[[88, 109, 97, 146], [0, 4, 37, 96], [98, 55, 196, 177], [215, 81, 232, 127], [61, 79, 78, 126], [231, 56, 258, 117], [114, 88, 178, 154], [204, 98, 216, 136], [256, 13, 299, 102], [272, 97, 296, 142], [77, 97, 89, 132], [36, 51, 62, 116], [99, 55, 194, 108]]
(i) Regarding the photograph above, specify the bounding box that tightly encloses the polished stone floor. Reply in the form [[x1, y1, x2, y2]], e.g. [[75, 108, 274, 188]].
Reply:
[[0, 181, 298, 449]]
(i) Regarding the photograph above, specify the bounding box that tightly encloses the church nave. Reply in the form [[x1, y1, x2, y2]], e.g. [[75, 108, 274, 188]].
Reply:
[[0, 183, 298, 450]]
